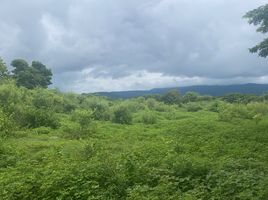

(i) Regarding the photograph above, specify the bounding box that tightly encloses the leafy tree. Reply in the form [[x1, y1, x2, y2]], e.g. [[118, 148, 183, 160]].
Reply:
[[0, 58, 9, 81], [31, 61, 53, 87], [11, 59, 52, 89], [10, 59, 29, 74], [244, 4, 268, 57]]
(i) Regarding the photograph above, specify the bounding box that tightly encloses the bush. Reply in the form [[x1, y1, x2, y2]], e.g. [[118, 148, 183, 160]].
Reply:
[[0, 82, 30, 114], [68, 109, 98, 138], [32, 89, 79, 113], [113, 106, 133, 124], [0, 109, 15, 138], [32, 126, 52, 134], [182, 92, 199, 103], [221, 93, 259, 104], [0, 142, 17, 168], [120, 100, 147, 113], [146, 98, 158, 110], [154, 102, 172, 112], [62, 93, 78, 112], [15, 107, 60, 129], [71, 109, 94, 129], [60, 121, 98, 140], [208, 101, 221, 112], [247, 102, 268, 115], [185, 102, 202, 112], [140, 112, 157, 124], [218, 104, 254, 122], [92, 103, 111, 121]]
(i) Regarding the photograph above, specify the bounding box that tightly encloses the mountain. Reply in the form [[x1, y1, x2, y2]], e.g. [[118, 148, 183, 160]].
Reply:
[[92, 83, 268, 99]]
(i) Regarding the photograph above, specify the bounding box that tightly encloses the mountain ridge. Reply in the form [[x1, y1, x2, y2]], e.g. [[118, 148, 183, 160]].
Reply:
[[91, 83, 268, 99]]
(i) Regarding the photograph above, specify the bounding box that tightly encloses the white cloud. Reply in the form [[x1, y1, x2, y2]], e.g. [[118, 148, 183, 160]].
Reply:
[[55, 69, 268, 93]]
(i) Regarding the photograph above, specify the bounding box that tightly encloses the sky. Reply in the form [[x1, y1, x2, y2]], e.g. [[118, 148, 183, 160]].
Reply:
[[0, 0, 267, 93]]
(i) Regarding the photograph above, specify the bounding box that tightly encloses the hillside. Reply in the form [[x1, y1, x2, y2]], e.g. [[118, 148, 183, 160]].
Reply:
[[94, 83, 268, 99]]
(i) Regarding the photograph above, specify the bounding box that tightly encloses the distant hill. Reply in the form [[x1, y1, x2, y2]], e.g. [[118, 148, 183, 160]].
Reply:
[[92, 83, 268, 99]]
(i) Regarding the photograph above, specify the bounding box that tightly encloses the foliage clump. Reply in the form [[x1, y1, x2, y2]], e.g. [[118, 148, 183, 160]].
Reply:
[[140, 112, 157, 124], [185, 102, 203, 112], [113, 106, 133, 124]]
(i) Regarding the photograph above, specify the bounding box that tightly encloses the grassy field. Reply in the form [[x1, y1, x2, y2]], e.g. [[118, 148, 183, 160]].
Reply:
[[1, 101, 268, 199]]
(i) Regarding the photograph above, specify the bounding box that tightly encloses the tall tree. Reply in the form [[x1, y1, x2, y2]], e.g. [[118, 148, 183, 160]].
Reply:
[[11, 59, 52, 89], [244, 4, 268, 58]]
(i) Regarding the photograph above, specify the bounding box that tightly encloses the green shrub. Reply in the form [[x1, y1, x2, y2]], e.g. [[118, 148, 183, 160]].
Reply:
[[218, 104, 254, 122], [113, 106, 133, 124], [154, 102, 172, 112], [246, 102, 268, 124], [0, 109, 15, 138], [182, 92, 199, 103], [0, 142, 17, 168], [247, 102, 268, 115], [60, 121, 98, 140], [0, 82, 30, 114], [208, 101, 221, 112], [221, 93, 259, 104], [92, 103, 111, 121], [71, 109, 93, 129], [15, 107, 60, 129], [32, 126, 52, 134], [31, 88, 67, 112], [198, 95, 214, 101], [185, 102, 202, 112], [120, 100, 147, 113], [140, 112, 157, 124], [62, 93, 78, 112], [66, 109, 98, 139], [146, 98, 158, 110]]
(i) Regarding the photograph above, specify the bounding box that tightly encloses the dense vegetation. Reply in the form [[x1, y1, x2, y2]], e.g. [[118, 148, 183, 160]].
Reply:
[[0, 76, 268, 199]]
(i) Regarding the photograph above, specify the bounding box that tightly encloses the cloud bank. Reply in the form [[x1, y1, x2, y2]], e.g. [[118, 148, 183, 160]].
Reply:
[[0, 0, 267, 92]]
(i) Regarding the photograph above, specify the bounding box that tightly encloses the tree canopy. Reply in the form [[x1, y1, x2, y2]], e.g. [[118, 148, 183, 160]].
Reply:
[[244, 4, 268, 57], [11, 59, 52, 89]]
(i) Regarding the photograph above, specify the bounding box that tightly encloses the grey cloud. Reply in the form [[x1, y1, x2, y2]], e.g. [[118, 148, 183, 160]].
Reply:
[[0, 0, 267, 92]]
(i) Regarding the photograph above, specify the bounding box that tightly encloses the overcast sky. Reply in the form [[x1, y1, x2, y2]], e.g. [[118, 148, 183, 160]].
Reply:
[[0, 0, 267, 92]]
